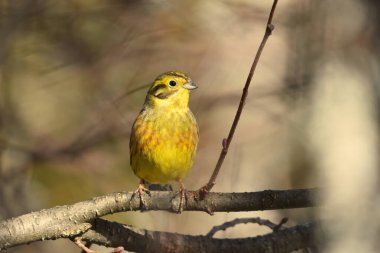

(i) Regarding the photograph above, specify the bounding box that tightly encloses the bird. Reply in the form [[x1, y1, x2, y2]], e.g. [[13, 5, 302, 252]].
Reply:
[[129, 71, 199, 211]]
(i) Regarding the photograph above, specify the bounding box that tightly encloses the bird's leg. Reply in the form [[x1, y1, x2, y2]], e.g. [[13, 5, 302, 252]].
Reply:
[[132, 179, 150, 209], [177, 180, 187, 213]]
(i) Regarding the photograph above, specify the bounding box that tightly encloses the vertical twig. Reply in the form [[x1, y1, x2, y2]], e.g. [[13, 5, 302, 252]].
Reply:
[[199, 0, 279, 194]]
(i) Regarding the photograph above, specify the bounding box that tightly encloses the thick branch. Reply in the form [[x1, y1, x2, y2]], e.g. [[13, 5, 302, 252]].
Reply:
[[80, 218, 316, 253], [0, 188, 317, 250]]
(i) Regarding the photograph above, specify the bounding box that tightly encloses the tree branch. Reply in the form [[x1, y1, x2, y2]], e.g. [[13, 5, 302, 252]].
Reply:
[[80, 218, 317, 253], [0, 188, 317, 250]]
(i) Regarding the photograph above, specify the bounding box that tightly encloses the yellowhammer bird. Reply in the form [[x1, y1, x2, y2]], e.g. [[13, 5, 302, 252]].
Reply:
[[130, 71, 199, 211]]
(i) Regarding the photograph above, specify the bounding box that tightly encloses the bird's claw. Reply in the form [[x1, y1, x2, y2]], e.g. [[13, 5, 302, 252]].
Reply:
[[173, 181, 188, 213], [177, 187, 187, 213], [131, 183, 151, 210]]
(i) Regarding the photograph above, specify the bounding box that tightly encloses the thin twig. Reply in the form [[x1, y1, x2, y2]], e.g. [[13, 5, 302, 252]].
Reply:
[[199, 0, 279, 194], [74, 238, 97, 253], [206, 217, 287, 237], [273, 217, 288, 232], [81, 241, 94, 253]]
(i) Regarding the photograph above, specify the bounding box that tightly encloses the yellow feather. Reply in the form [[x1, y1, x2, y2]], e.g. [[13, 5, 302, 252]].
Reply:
[[130, 71, 199, 184]]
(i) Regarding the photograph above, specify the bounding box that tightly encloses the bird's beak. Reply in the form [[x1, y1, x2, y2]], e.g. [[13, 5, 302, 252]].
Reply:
[[183, 80, 197, 90]]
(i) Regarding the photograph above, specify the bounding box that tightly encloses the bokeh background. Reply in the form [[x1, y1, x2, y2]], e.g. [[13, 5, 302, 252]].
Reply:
[[1, 0, 380, 252]]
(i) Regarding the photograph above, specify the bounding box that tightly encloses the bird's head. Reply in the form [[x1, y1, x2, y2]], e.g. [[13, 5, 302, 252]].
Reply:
[[145, 71, 197, 109]]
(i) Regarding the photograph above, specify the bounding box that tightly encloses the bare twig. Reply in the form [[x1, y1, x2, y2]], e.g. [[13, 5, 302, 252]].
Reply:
[[74, 238, 97, 253], [273, 217, 289, 232], [206, 217, 288, 237], [199, 0, 279, 194]]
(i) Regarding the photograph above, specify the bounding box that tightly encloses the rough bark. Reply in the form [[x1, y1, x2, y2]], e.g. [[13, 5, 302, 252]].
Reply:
[[0, 188, 317, 250]]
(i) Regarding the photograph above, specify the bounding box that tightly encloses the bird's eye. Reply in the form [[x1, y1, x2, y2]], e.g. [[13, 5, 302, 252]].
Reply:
[[169, 80, 177, 87]]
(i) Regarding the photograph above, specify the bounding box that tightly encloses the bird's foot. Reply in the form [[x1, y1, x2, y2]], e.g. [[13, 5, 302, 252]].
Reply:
[[131, 182, 151, 210], [175, 182, 187, 213]]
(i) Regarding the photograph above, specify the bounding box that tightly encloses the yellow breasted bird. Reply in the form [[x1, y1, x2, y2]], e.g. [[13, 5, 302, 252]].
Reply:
[[129, 71, 199, 211]]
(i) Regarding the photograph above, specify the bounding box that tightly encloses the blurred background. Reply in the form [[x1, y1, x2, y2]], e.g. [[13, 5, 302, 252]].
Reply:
[[1, 0, 380, 252]]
